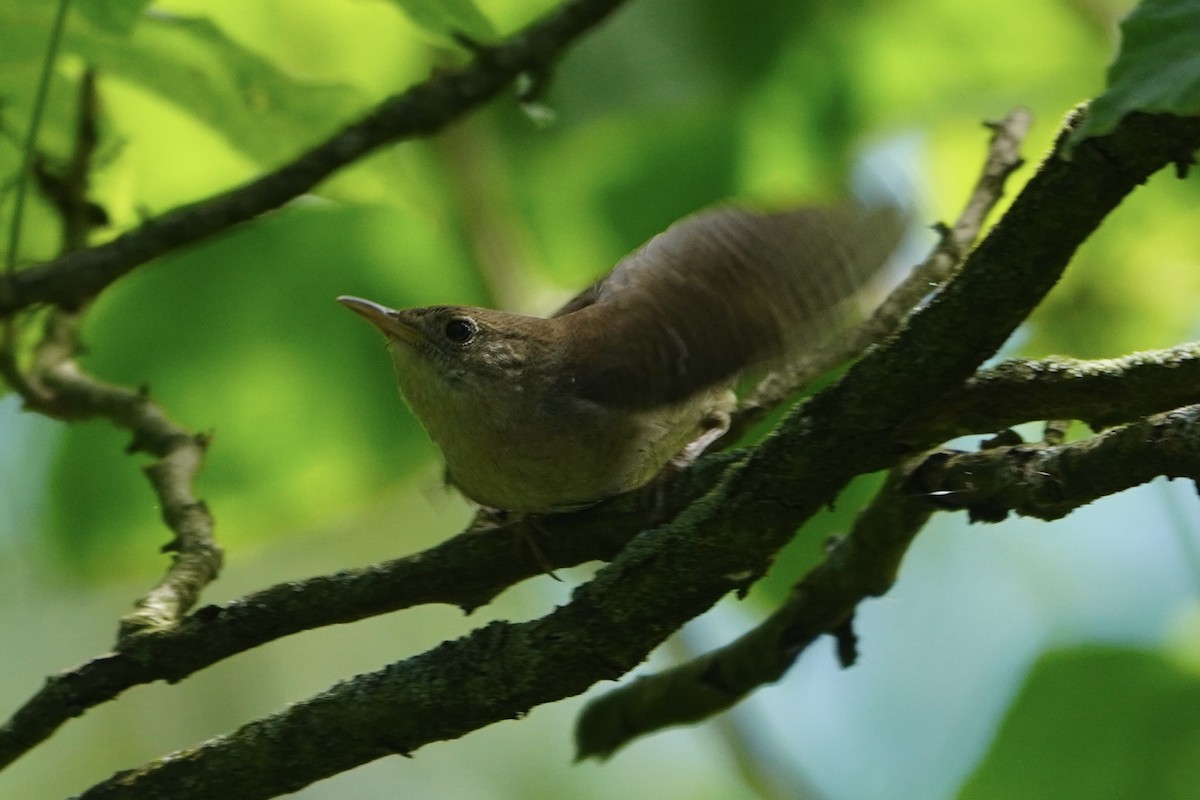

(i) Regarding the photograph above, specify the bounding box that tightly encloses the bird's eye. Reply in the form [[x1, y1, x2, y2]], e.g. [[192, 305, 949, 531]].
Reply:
[[443, 317, 477, 344]]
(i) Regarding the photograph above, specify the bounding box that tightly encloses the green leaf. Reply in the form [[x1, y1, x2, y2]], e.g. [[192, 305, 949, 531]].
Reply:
[[961, 646, 1200, 800], [1071, 0, 1200, 146], [381, 0, 497, 43], [67, 13, 369, 165], [74, 0, 152, 35]]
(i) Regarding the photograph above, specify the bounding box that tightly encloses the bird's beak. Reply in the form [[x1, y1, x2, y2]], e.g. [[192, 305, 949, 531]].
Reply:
[[336, 296, 421, 344]]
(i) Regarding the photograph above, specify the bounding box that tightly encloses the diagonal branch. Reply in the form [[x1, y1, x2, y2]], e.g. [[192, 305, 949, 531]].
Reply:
[[0, 0, 629, 315], [66, 111, 1200, 799]]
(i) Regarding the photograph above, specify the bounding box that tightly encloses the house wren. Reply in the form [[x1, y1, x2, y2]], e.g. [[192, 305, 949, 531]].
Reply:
[[338, 202, 902, 512]]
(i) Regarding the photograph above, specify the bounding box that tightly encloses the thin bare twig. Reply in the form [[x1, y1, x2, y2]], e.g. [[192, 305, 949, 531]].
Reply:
[[36, 356, 223, 638], [0, 70, 224, 639]]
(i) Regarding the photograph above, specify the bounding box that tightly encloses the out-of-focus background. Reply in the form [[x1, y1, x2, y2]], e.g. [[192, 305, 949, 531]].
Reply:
[[2, 0, 1200, 797]]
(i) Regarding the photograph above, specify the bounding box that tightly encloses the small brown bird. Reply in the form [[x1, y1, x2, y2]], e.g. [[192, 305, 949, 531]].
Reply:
[[339, 202, 902, 512]]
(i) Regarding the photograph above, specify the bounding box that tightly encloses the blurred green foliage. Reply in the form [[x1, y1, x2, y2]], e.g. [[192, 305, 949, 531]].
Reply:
[[2, 0, 1200, 795], [381, 0, 498, 43], [962, 647, 1200, 800]]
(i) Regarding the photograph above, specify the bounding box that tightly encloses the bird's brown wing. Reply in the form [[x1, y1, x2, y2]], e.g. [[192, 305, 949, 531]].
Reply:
[[555, 203, 905, 409]]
